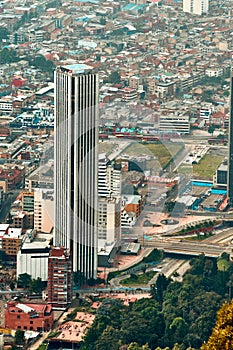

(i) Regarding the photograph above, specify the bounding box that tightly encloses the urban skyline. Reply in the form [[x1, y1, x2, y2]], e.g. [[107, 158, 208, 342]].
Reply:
[[0, 0, 233, 347]]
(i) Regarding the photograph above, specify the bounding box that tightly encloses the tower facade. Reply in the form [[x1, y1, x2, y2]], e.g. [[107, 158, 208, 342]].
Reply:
[[54, 64, 99, 279], [228, 68, 233, 206]]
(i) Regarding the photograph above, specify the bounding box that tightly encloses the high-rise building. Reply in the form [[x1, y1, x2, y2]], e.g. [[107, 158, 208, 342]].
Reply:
[[34, 189, 54, 233], [47, 247, 72, 309], [228, 68, 233, 206], [54, 64, 99, 280], [183, 0, 208, 15], [98, 197, 121, 244]]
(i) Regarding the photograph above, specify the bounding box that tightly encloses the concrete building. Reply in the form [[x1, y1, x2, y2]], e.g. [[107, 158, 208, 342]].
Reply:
[[183, 0, 209, 15], [228, 68, 233, 206], [5, 302, 53, 332], [214, 162, 227, 188], [22, 192, 34, 212], [98, 197, 121, 244], [98, 153, 111, 198], [47, 247, 72, 310], [159, 114, 190, 134], [17, 231, 52, 281], [2, 228, 22, 261], [107, 164, 121, 197], [54, 64, 99, 280], [34, 189, 54, 233], [25, 162, 54, 191]]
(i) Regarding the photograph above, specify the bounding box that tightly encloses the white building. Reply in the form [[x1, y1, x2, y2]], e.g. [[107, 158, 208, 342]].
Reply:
[[107, 164, 121, 197], [159, 114, 190, 134], [54, 64, 99, 280], [98, 197, 121, 245], [183, 0, 209, 15], [34, 189, 54, 233], [17, 231, 52, 281], [205, 67, 223, 78], [98, 153, 111, 198]]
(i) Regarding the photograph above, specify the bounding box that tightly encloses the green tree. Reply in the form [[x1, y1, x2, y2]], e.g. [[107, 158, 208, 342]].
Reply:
[[10, 281, 15, 290], [29, 277, 45, 294], [208, 124, 216, 135], [95, 326, 121, 350], [127, 343, 151, 350], [15, 330, 25, 345], [152, 274, 170, 303], [169, 317, 189, 344], [30, 55, 55, 73], [0, 27, 9, 41], [17, 273, 31, 288], [73, 270, 85, 286], [109, 71, 121, 84], [0, 48, 19, 64]]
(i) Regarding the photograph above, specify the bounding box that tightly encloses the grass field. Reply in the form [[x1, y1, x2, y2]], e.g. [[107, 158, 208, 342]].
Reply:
[[192, 154, 224, 180], [124, 142, 184, 168], [121, 271, 156, 286], [99, 141, 116, 155]]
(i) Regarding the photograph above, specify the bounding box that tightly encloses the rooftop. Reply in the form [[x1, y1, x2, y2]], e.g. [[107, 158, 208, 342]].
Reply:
[[61, 63, 93, 74]]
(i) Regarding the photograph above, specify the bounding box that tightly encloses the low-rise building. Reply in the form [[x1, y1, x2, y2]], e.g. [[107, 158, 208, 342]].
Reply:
[[17, 231, 52, 282], [2, 228, 22, 260], [159, 114, 190, 134], [5, 302, 53, 332]]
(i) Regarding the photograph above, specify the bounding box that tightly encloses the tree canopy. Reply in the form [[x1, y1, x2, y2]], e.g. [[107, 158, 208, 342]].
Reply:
[[201, 302, 233, 349], [81, 254, 233, 349]]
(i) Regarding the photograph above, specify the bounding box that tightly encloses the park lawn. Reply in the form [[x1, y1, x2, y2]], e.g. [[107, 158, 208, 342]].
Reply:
[[217, 258, 231, 272], [99, 141, 116, 155], [192, 154, 224, 180], [121, 271, 156, 286], [178, 164, 194, 175], [125, 142, 184, 169]]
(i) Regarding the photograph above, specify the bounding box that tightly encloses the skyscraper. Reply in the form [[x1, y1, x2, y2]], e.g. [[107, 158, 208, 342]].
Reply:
[[54, 64, 99, 280], [228, 68, 233, 206]]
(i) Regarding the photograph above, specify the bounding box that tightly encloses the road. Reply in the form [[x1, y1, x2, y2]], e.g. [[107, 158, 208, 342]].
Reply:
[[140, 239, 232, 258], [109, 258, 189, 288], [108, 140, 131, 161]]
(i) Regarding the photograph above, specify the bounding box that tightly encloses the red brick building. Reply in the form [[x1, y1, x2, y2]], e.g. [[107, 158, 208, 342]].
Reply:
[[5, 302, 53, 332], [48, 247, 72, 309]]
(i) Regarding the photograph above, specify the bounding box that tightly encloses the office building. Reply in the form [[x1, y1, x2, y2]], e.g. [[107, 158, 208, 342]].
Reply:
[[2, 228, 22, 261], [98, 153, 111, 198], [214, 162, 227, 188], [228, 68, 233, 206], [183, 0, 209, 15], [98, 197, 121, 244], [98, 153, 122, 198], [159, 114, 190, 134], [47, 247, 72, 309], [54, 64, 99, 280], [22, 192, 34, 212]]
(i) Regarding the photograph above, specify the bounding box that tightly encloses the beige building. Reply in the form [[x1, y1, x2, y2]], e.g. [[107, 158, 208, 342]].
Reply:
[[34, 189, 54, 233], [98, 197, 121, 245]]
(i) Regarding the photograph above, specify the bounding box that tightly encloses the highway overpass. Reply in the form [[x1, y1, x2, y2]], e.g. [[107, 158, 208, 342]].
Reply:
[[140, 239, 232, 258]]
